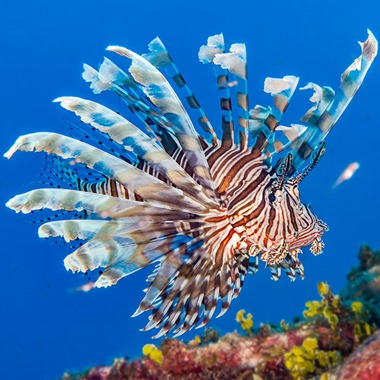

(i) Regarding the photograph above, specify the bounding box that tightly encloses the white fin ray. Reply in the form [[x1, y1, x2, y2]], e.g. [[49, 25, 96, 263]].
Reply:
[[55, 96, 217, 208], [4, 132, 207, 212], [6, 188, 201, 222], [106, 45, 218, 201]]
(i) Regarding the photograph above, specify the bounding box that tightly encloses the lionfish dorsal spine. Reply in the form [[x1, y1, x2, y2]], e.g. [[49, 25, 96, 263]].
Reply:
[[106, 45, 218, 201], [143, 37, 219, 146]]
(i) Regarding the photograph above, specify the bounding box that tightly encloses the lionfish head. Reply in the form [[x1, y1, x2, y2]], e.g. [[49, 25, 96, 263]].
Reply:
[[244, 145, 329, 267], [273, 178, 329, 256]]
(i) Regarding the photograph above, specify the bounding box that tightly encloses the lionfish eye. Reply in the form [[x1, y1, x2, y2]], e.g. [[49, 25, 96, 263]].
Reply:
[[268, 193, 276, 202]]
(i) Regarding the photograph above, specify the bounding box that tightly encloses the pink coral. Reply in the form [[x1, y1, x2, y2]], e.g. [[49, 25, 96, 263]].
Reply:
[[336, 329, 380, 380]]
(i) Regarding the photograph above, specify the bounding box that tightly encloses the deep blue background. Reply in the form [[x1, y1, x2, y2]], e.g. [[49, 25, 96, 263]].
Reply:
[[1, 1, 379, 379]]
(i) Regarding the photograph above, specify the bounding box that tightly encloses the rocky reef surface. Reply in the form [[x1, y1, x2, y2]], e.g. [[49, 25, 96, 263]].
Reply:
[[61, 245, 380, 380]]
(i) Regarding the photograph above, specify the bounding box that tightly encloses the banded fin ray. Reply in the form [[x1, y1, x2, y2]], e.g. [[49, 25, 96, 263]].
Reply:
[[55, 96, 218, 208], [143, 37, 219, 146], [4, 132, 207, 212], [213, 42, 249, 149], [64, 224, 206, 288], [82, 61, 174, 154], [6, 188, 201, 222], [250, 75, 299, 158], [199, 34, 235, 149], [289, 30, 378, 172], [107, 45, 218, 201], [38, 219, 203, 244]]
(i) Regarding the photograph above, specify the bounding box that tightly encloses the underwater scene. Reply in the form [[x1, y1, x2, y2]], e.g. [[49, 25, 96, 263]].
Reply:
[[1, 0, 379, 379]]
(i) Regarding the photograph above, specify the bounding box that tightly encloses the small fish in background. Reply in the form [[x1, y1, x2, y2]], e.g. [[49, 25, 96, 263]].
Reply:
[[71, 282, 95, 293], [333, 162, 360, 189]]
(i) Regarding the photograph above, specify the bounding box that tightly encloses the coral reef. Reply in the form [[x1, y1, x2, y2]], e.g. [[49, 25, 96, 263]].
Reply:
[[61, 246, 380, 380]]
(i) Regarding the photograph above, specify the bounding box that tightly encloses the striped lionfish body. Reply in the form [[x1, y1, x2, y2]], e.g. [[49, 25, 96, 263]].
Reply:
[[5, 32, 377, 337]]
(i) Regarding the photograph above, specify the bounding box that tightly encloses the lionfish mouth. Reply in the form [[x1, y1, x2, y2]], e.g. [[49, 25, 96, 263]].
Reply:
[[283, 218, 328, 256]]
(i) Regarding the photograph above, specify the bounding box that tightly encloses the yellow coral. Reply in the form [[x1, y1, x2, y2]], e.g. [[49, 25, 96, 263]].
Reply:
[[363, 322, 372, 336], [284, 337, 341, 379], [316, 350, 341, 368], [332, 295, 341, 309], [320, 374, 336, 380], [236, 309, 246, 323], [351, 301, 363, 313], [322, 306, 339, 330], [188, 335, 201, 347], [303, 285, 340, 330], [242, 314, 253, 330], [303, 300, 322, 319], [317, 282, 330, 297], [354, 322, 374, 341], [284, 349, 315, 379], [354, 323, 362, 337], [142, 344, 164, 366], [302, 337, 318, 352], [236, 309, 254, 334]]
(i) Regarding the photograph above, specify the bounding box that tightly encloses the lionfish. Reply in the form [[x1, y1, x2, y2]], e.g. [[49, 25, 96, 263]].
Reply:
[[5, 31, 377, 338]]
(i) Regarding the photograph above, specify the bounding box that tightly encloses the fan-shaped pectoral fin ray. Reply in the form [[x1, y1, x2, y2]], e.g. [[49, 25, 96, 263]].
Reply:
[[106, 45, 218, 202], [250, 76, 299, 157], [38, 220, 121, 242], [55, 96, 218, 208], [39, 219, 198, 244], [63, 238, 135, 273], [4, 132, 207, 212], [82, 60, 171, 141], [6, 188, 201, 221], [63, 234, 177, 279], [143, 37, 218, 145]]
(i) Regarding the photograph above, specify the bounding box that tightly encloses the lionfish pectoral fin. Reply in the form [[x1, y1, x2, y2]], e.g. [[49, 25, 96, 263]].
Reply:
[[5, 132, 207, 212], [54, 96, 216, 208], [106, 45, 218, 202], [143, 37, 219, 146], [130, 223, 250, 338]]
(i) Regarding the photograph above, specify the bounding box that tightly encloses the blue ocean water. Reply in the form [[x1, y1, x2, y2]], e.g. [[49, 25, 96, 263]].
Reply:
[[0, 1, 379, 379]]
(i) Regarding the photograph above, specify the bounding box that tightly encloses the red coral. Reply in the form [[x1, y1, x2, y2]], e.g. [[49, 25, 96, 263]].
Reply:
[[336, 329, 380, 380]]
